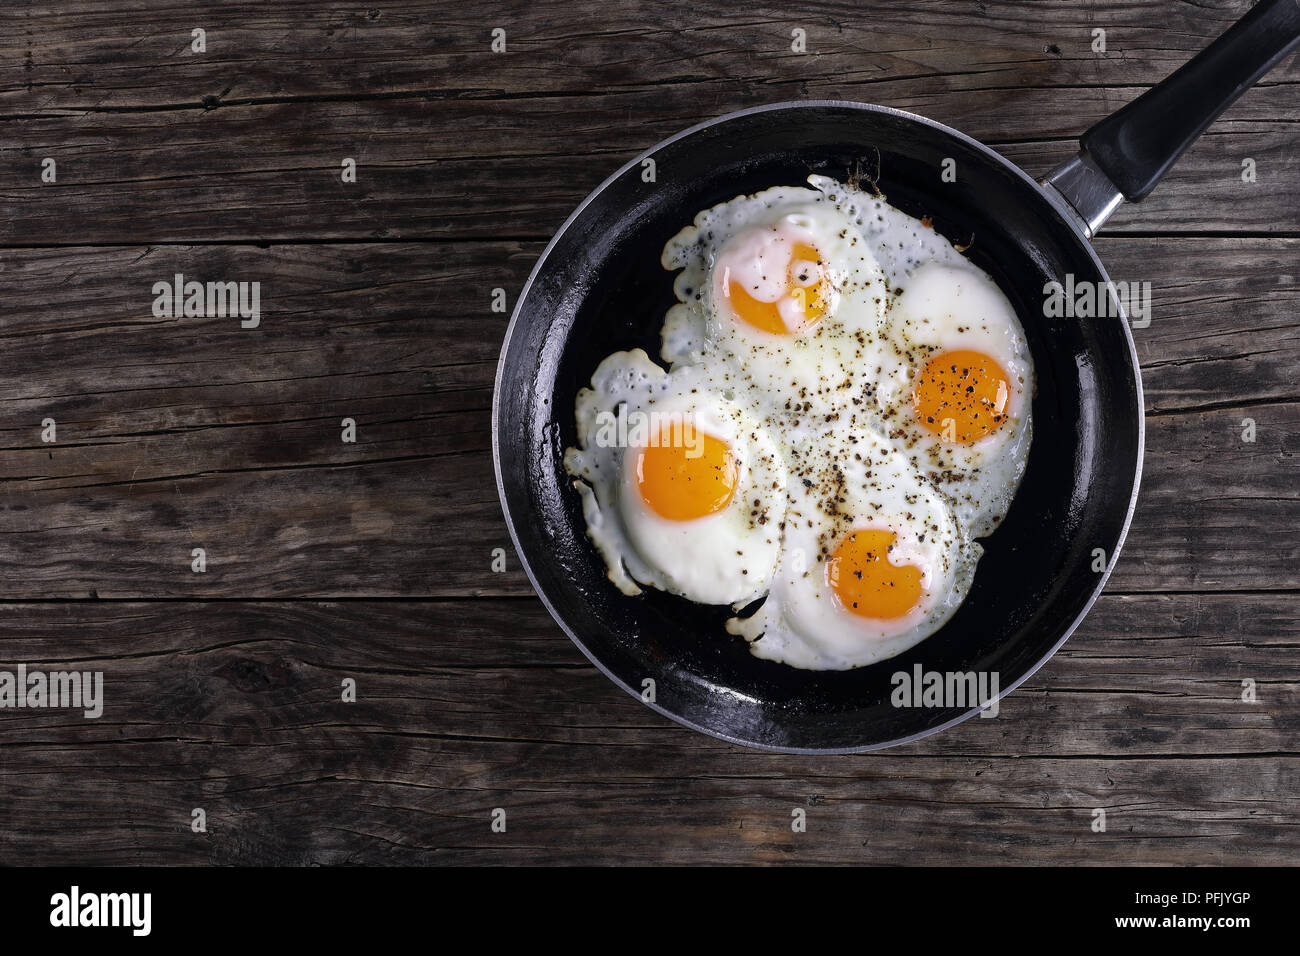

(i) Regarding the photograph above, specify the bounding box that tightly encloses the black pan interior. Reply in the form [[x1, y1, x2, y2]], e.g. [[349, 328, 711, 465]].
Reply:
[[495, 104, 1142, 752]]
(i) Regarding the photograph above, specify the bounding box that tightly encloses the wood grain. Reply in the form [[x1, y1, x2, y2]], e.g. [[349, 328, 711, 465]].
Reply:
[[0, 0, 1296, 866], [0, 1, 1297, 242], [0, 595, 1295, 865], [1, 238, 1297, 597]]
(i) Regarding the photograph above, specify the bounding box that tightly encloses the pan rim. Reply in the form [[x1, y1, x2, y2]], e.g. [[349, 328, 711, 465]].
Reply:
[[491, 99, 1146, 754]]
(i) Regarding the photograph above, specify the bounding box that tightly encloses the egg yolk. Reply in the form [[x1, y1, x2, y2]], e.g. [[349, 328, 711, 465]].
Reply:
[[913, 349, 1011, 444], [728, 242, 829, 335], [826, 529, 925, 620], [635, 427, 738, 521]]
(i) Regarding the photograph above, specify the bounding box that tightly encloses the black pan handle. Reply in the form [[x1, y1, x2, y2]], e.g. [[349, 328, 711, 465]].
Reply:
[[1081, 0, 1300, 201]]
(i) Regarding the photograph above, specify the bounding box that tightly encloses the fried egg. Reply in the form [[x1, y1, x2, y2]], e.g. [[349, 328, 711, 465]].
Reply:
[[563, 349, 787, 606], [660, 187, 890, 422], [563, 174, 1034, 670], [726, 428, 979, 669], [875, 261, 1034, 538]]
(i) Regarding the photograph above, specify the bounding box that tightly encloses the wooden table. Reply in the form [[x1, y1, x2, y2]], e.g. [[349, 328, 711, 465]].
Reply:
[[1, 0, 1296, 865]]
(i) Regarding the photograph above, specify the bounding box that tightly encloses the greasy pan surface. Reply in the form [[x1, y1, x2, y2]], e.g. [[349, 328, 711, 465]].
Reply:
[[494, 102, 1143, 752]]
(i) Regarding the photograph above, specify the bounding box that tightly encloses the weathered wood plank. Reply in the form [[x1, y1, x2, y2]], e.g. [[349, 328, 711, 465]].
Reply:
[[0, 242, 539, 597], [0, 93, 1291, 242], [0, 1, 1296, 241], [1, 238, 1297, 596], [8, 0, 1295, 111], [0, 595, 1294, 864], [0, 0, 1294, 870], [1104, 237, 1300, 415]]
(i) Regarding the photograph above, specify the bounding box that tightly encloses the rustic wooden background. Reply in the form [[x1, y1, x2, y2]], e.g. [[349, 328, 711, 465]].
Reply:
[[0, 0, 1296, 865]]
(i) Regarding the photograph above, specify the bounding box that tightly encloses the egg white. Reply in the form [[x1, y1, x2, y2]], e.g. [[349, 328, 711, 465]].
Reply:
[[563, 175, 1034, 670], [660, 187, 891, 424], [563, 349, 787, 606], [726, 427, 979, 670], [875, 261, 1034, 538]]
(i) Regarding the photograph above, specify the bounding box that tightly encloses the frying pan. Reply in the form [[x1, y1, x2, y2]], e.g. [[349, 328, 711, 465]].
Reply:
[[493, 0, 1300, 752]]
